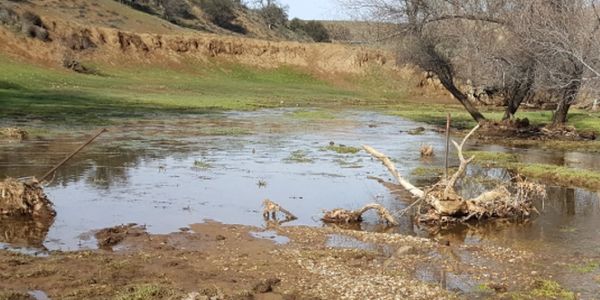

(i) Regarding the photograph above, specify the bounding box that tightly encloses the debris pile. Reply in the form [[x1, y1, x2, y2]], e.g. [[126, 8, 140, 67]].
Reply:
[[0, 128, 28, 140], [364, 125, 545, 225], [0, 177, 55, 218]]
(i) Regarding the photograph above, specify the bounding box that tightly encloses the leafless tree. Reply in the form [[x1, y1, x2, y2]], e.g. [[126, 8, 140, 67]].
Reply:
[[513, 0, 600, 125], [344, 0, 600, 127]]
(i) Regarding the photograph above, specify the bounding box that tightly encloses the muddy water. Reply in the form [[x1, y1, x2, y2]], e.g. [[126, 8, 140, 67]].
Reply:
[[1, 109, 600, 295]]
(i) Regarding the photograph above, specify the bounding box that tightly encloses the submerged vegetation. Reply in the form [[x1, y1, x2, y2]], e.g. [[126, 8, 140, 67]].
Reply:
[[322, 144, 361, 154]]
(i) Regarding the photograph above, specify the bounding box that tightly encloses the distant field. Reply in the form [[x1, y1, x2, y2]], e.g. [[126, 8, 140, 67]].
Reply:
[[0, 54, 409, 125]]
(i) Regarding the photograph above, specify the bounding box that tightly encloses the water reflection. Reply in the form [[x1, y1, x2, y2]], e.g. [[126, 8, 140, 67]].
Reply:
[[0, 216, 54, 249], [0, 109, 598, 254]]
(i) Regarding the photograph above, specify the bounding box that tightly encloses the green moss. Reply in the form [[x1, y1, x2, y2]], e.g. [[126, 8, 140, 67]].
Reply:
[[323, 144, 361, 154]]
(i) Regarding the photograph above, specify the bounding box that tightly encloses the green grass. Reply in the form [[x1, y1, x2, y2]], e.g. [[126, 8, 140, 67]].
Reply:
[[530, 280, 575, 300], [570, 261, 599, 274], [290, 110, 336, 120], [0, 55, 407, 126], [387, 103, 600, 133], [467, 150, 600, 189]]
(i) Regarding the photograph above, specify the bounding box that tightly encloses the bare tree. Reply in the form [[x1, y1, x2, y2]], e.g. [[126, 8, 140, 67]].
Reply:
[[344, 0, 600, 127]]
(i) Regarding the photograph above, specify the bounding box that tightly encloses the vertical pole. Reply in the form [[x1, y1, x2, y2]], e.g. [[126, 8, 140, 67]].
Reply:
[[444, 113, 451, 180]]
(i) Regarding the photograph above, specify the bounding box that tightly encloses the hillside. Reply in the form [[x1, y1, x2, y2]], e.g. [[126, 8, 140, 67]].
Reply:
[[0, 0, 417, 127]]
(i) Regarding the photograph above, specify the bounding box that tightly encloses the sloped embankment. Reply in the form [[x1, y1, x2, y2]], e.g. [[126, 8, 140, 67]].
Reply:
[[0, 3, 391, 75]]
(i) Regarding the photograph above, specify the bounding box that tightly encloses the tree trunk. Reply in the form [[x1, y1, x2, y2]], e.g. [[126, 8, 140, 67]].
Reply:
[[442, 80, 487, 123], [503, 64, 535, 120], [552, 78, 582, 126]]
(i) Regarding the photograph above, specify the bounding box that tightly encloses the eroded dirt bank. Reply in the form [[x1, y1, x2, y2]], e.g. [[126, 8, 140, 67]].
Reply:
[[0, 222, 559, 300]]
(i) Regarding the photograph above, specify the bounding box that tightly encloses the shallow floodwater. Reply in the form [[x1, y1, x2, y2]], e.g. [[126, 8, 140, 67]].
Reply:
[[1, 109, 600, 295]]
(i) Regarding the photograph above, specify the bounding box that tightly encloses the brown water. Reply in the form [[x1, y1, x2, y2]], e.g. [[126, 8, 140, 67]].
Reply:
[[1, 109, 599, 296]]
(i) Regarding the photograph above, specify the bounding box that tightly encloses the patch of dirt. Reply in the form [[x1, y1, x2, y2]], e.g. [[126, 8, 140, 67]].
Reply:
[[0, 221, 551, 299]]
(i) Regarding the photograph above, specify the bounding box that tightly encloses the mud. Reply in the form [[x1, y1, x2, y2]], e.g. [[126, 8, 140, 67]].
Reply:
[[0, 221, 553, 299]]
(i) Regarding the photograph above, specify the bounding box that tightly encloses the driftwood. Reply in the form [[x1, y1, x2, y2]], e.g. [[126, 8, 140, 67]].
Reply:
[[420, 145, 434, 157], [364, 125, 544, 225], [322, 203, 398, 225], [262, 199, 297, 221]]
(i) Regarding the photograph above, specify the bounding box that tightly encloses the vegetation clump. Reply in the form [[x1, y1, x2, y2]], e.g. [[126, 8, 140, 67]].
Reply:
[[284, 150, 313, 163], [289, 18, 331, 42], [323, 144, 361, 154]]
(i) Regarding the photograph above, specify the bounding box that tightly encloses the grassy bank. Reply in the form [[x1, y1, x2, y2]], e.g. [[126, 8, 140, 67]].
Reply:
[[466, 150, 600, 190], [386, 103, 600, 133], [0, 55, 407, 125]]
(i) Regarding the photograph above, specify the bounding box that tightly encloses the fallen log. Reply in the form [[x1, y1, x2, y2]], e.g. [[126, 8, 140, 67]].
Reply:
[[322, 203, 398, 225]]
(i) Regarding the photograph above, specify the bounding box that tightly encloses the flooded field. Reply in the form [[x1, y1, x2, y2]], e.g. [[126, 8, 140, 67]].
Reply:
[[1, 109, 600, 297]]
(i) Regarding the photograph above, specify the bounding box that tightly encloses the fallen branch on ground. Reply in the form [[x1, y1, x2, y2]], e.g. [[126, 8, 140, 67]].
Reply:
[[262, 199, 297, 221], [322, 203, 398, 225]]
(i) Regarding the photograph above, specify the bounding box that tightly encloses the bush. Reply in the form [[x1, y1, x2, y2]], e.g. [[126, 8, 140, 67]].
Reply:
[[195, 0, 245, 33], [289, 19, 330, 43], [304, 21, 330, 42]]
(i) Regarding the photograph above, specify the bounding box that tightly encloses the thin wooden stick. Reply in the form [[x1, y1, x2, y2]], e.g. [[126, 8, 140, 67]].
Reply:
[[40, 128, 108, 181], [444, 113, 451, 180]]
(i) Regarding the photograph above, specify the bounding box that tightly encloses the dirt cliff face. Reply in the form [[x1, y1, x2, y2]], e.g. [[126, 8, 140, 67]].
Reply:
[[0, 0, 393, 74]]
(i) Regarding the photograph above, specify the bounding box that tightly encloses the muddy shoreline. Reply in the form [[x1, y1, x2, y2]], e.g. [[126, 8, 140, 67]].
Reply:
[[1, 221, 559, 299]]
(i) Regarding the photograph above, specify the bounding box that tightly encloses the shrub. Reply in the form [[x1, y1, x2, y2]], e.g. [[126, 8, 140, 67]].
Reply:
[[289, 19, 330, 43], [304, 21, 330, 42], [195, 0, 245, 33]]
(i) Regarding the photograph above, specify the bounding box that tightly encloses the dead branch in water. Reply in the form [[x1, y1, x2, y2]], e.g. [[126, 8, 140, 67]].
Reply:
[[364, 124, 544, 226], [322, 203, 398, 225], [262, 199, 297, 221], [420, 145, 434, 157], [40, 128, 108, 182]]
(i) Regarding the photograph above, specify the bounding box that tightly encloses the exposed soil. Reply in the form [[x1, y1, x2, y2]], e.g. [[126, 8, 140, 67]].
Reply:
[[0, 221, 550, 300]]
